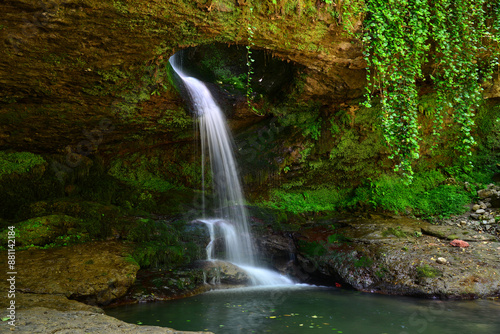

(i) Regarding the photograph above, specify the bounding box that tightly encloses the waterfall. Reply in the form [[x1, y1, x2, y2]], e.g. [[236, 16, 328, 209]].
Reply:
[[169, 53, 292, 286]]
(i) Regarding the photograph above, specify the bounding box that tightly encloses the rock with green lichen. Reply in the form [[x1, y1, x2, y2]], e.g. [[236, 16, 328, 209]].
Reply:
[[0, 151, 46, 179], [0, 215, 82, 248]]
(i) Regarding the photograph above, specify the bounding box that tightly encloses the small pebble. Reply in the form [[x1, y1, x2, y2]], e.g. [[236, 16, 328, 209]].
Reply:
[[476, 209, 486, 214], [436, 257, 447, 264]]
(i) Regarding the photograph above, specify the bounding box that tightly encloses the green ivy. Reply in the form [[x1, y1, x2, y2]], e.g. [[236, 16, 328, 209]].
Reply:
[[360, 0, 500, 182], [246, 2, 261, 115]]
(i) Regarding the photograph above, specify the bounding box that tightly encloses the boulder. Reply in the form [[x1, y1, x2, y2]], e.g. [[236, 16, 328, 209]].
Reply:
[[200, 260, 251, 285], [285, 216, 500, 299], [450, 239, 470, 248], [0, 307, 213, 334], [0, 241, 139, 305], [478, 189, 495, 199]]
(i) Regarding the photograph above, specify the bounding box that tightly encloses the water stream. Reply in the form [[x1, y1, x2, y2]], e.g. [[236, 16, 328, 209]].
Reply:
[[169, 53, 291, 285]]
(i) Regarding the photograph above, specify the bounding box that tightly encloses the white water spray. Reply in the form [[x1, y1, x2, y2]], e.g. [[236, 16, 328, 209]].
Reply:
[[169, 53, 292, 286]]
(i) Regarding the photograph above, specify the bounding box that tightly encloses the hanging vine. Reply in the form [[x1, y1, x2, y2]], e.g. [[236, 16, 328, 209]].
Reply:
[[363, 0, 430, 182], [361, 0, 500, 182], [246, 1, 261, 115]]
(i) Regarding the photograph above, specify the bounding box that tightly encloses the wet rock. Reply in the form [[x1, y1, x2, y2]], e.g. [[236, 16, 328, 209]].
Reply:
[[478, 189, 495, 199], [0, 307, 213, 334], [470, 213, 480, 220], [0, 293, 102, 313], [490, 194, 500, 208], [285, 216, 500, 299], [450, 239, 470, 248], [0, 241, 139, 305], [436, 257, 447, 264], [201, 260, 251, 285], [421, 225, 476, 241]]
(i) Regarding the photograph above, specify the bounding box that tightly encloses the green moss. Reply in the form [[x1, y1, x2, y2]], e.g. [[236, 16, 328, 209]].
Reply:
[[0, 151, 46, 178], [354, 256, 374, 268], [127, 218, 201, 268], [382, 226, 407, 238], [417, 264, 442, 278], [0, 151, 57, 219], [327, 233, 351, 244], [108, 156, 181, 192], [157, 108, 192, 129], [274, 101, 323, 141], [21, 199, 126, 242], [260, 167, 474, 218], [350, 171, 473, 218], [297, 240, 326, 257], [0, 215, 87, 249]]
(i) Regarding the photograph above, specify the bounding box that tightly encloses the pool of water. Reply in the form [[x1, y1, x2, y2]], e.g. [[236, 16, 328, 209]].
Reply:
[[106, 285, 500, 334]]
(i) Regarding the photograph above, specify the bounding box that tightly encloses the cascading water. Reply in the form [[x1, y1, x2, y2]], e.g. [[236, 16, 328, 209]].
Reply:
[[169, 53, 292, 286]]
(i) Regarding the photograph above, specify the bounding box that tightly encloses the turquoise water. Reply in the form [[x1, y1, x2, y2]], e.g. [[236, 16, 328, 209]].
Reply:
[[106, 286, 500, 334]]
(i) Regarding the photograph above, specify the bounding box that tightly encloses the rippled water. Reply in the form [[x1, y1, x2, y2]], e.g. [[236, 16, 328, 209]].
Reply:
[[106, 286, 500, 334]]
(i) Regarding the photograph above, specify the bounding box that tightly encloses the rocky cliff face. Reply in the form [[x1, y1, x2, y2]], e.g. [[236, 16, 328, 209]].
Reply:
[[0, 0, 365, 154]]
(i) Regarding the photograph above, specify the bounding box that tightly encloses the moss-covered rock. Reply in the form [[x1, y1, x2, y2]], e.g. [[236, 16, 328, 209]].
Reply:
[[0, 151, 53, 219], [289, 216, 500, 299], [0, 151, 46, 178], [0, 214, 81, 247]]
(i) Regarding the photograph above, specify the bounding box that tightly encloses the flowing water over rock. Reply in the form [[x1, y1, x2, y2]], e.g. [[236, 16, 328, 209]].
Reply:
[[169, 53, 292, 286]]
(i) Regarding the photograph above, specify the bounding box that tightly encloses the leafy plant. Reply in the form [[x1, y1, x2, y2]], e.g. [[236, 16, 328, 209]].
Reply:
[[361, 0, 500, 182]]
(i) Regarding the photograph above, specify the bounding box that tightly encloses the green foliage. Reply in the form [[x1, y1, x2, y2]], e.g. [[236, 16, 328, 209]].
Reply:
[[83, 57, 175, 120], [297, 240, 326, 256], [262, 167, 477, 218], [354, 256, 374, 268], [327, 233, 351, 244], [352, 171, 473, 218], [473, 102, 500, 170], [0, 151, 56, 219], [200, 46, 248, 92], [361, 0, 500, 181], [0, 151, 46, 178], [329, 129, 383, 173], [274, 101, 323, 141], [263, 187, 344, 214], [127, 218, 199, 268]]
